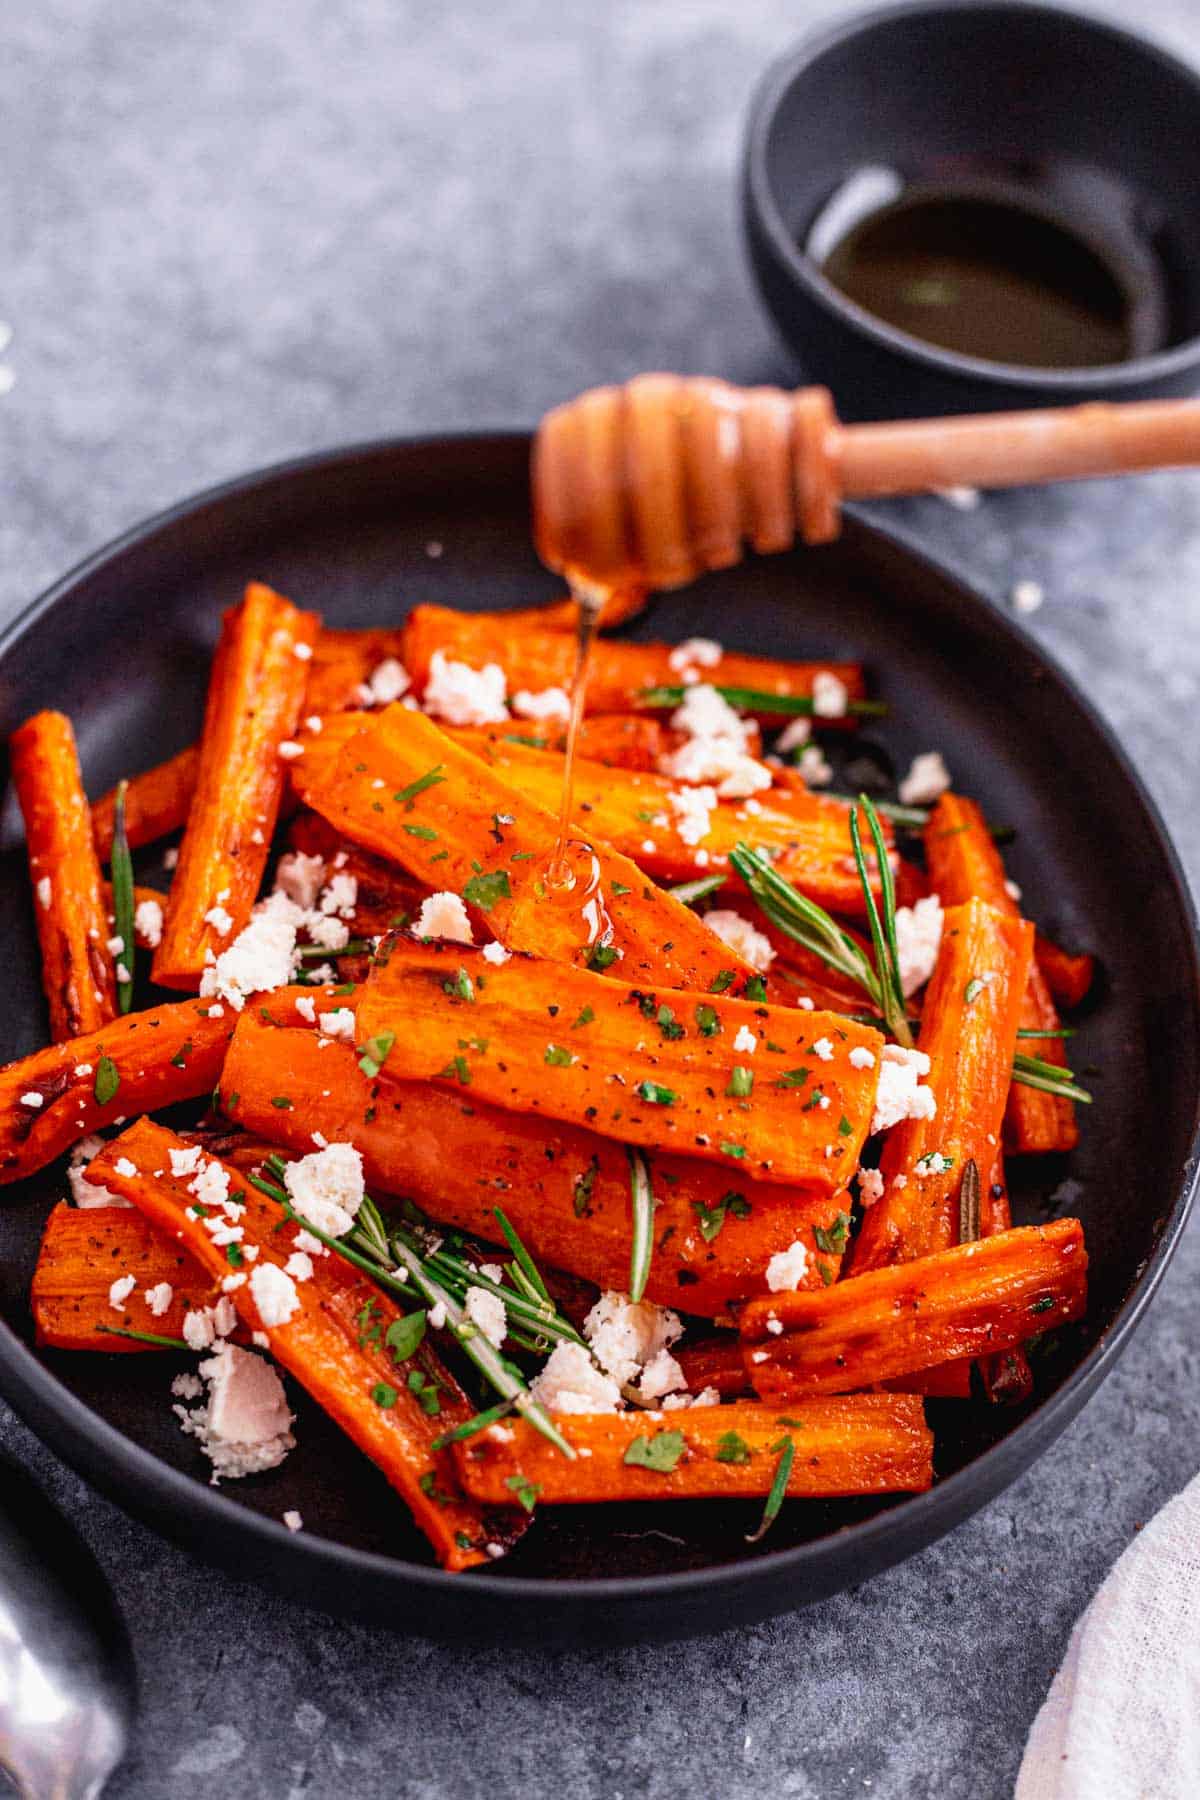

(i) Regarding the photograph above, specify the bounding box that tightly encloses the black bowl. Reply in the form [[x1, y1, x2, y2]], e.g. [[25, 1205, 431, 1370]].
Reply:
[[0, 434, 1197, 1642], [743, 1, 1200, 416]]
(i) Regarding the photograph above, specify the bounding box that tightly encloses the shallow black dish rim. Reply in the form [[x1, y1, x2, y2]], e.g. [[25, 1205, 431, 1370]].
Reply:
[[744, 0, 1200, 392], [0, 431, 1196, 1639]]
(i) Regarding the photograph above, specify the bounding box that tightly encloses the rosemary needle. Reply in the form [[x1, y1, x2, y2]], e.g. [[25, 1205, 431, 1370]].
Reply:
[[110, 779, 136, 1014]]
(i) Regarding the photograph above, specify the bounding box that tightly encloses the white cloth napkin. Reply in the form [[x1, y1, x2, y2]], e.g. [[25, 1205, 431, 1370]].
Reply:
[[1015, 1469, 1200, 1799]]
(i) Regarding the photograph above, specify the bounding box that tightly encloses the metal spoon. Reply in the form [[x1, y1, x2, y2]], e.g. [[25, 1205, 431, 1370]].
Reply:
[[0, 1451, 134, 1799]]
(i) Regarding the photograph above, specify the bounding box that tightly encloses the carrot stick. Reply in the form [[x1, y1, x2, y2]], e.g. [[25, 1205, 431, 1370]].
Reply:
[[91, 745, 200, 860], [32, 1202, 224, 1352], [743, 1219, 1086, 1397], [674, 1337, 752, 1398], [402, 604, 868, 723], [925, 793, 1076, 1153], [467, 714, 673, 771], [301, 626, 409, 717], [11, 710, 117, 1041], [152, 583, 320, 989], [221, 1012, 855, 1315], [87, 1119, 516, 1571], [297, 704, 749, 990], [358, 936, 883, 1189], [1035, 933, 1095, 1010], [975, 1151, 1034, 1403], [847, 899, 1034, 1273], [444, 729, 883, 916], [452, 1395, 934, 1504]]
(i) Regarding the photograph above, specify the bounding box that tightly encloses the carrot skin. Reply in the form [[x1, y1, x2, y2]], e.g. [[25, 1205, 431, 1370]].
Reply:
[[153, 584, 320, 988], [221, 1012, 852, 1315], [1035, 932, 1095, 1010], [87, 1119, 516, 1570], [11, 710, 117, 1041], [32, 1201, 225, 1351], [452, 1396, 934, 1504], [297, 704, 751, 990], [358, 937, 883, 1190], [743, 1219, 1086, 1397], [848, 899, 1034, 1273], [92, 745, 200, 861]]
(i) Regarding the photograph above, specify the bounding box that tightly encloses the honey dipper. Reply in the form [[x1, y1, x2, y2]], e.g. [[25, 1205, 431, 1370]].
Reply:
[[532, 374, 1200, 592]]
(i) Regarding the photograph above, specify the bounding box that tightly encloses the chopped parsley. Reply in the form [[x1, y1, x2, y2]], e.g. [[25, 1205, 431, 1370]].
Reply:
[[371, 1381, 398, 1408], [402, 823, 438, 840], [708, 969, 736, 994], [462, 870, 511, 913], [693, 1190, 751, 1243], [573, 1157, 599, 1217], [385, 1312, 427, 1362], [623, 1429, 686, 1473], [636, 1081, 677, 1106], [505, 1473, 541, 1512], [393, 764, 445, 809], [169, 1038, 194, 1069], [694, 1003, 721, 1037], [571, 1005, 595, 1029], [813, 1211, 851, 1255], [544, 1043, 575, 1067], [94, 1057, 120, 1106], [358, 1031, 395, 1078], [443, 968, 475, 1002], [726, 1066, 754, 1098], [715, 1430, 752, 1465], [586, 943, 619, 972]]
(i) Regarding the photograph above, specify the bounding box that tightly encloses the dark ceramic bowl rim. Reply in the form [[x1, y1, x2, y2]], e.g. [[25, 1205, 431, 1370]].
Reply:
[[0, 431, 1197, 1618], [744, 0, 1200, 392]]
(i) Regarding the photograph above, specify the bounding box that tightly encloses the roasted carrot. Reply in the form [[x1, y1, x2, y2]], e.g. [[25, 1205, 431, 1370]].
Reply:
[[848, 899, 1034, 1273], [152, 583, 320, 989], [87, 1119, 518, 1570], [452, 1396, 934, 1504], [221, 1012, 853, 1315], [445, 729, 884, 917], [92, 745, 200, 860], [301, 626, 410, 718], [743, 1219, 1086, 1397], [358, 936, 882, 1189], [32, 1202, 224, 1352], [11, 710, 117, 1041], [402, 604, 868, 722], [467, 714, 673, 771], [975, 1151, 1034, 1403], [297, 704, 749, 990], [925, 793, 1076, 1154], [671, 1332, 978, 1400], [1035, 933, 1096, 1010]]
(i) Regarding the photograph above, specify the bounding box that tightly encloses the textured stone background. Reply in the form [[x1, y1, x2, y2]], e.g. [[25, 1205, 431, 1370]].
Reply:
[[3, 3, 1199, 1796]]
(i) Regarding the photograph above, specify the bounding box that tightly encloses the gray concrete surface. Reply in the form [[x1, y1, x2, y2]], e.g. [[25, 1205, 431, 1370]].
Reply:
[[3, 3, 1199, 1796]]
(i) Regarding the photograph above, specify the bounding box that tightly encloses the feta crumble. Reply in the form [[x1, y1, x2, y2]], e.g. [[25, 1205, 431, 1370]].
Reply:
[[274, 851, 326, 911], [849, 1045, 876, 1070], [422, 650, 509, 726], [637, 1348, 687, 1401], [765, 1240, 810, 1292], [283, 1510, 304, 1532], [481, 941, 511, 965], [463, 1285, 507, 1350], [20, 1091, 43, 1109], [282, 1142, 365, 1238], [858, 1166, 885, 1205], [320, 1007, 356, 1042], [775, 717, 811, 754], [134, 896, 164, 948], [108, 1273, 136, 1311], [583, 1291, 682, 1388], [528, 1341, 621, 1414], [249, 1262, 301, 1329], [36, 876, 52, 909], [812, 671, 848, 718], [896, 894, 944, 996], [659, 684, 773, 798], [667, 636, 722, 674], [144, 1281, 173, 1317], [898, 751, 951, 806], [67, 1136, 129, 1209], [413, 890, 474, 944], [511, 686, 572, 723], [359, 657, 411, 707], [733, 1025, 758, 1055], [668, 783, 718, 847], [284, 1251, 315, 1284], [796, 743, 833, 787], [812, 1037, 834, 1062], [200, 890, 302, 1011], [871, 1044, 937, 1134], [703, 909, 775, 973], [174, 1343, 295, 1483]]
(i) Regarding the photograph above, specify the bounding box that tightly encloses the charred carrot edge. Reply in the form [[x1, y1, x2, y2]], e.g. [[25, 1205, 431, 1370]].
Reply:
[[297, 704, 749, 991], [1035, 932, 1095, 1010], [32, 1201, 226, 1352], [445, 728, 884, 917], [744, 1219, 1086, 1397], [452, 1396, 933, 1504], [88, 1118, 516, 1571], [925, 794, 1076, 1154], [0, 985, 343, 1187], [359, 936, 883, 1190], [401, 603, 867, 723], [11, 710, 117, 1041], [92, 745, 200, 861], [152, 584, 320, 989], [222, 1012, 852, 1315], [848, 899, 1034, 1273]]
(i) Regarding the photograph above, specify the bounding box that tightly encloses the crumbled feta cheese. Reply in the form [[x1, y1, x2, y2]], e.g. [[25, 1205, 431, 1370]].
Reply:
[[74, 1063, 93, 1077], [163, 847, 179, 870], [305, 912, 349, 952], [222, 1273, 247, 1292], [67, 1136, 129, 1209], [849, 1045, 876, 1070], [638, 1348, 687, 1401], [775, 717, 812, 753], [294, 995, 317, 1025], [144, 1281, 173, 1317], [282, 1142, 365, 1238], [114, 1156, 137, 1178], [20, 1091, 43, 1109], [428, 1300, 447, 1331], [812, 1038, 834, 1062], [1005, 879, 1022, 903], [668, 636, 723, 674], [134, 896, 164, 948], [284, 1251, 315, 1284], [797, 743, 833, 787], [1011, 579, 1044, 615], [583, 1291, 683, 1387], [169, 1144, 203, 1177], [318, 1006, 355, 1043], [414, 890, 474, 943], [915, 1151, 955, 1177], [283, 1510, 303, 1532], [174, 1343, 295, 1483], [871, 1043, 937, 1134], [278, 740, 305, 761], [812, 672, 848, 718], [106, 934, 125, 955], [36, 876, 52, 909], [182, 1308, 215, 1350], [200, 890, 302, 1011], [305, 715, 323, 734], [858, 1166, 885, 1205], [765, 1240, 810, 1291], [703, 909, 775, 973], [511, 686, 572, 723], [661, 1384, 721, 1410], [464, 1285, 507, 1350], [274, 851, 326, 911], [898, 751, 951, 806], [292, 641, 313, 661], [668, 783, 718, 846], [732, 1025, 758, 1055], [423, 650, 509, 725], [319, 872, 358, 919], [359, 657, 411, 707], [115, 962, 131, 986], [896, 894, 944, 996], [249, 1261, 301, 1329], [108, 1273, 136, 1310], [172, 1372, 203, 1401], [188, 1157, 231, 1211], [796, 996, 815, 1011], [293, 1228, 328, 1259], [528, 1341, 621, 1414], [659, 683, 773, 798], [481, 941, 511, 965], [935, 484, 981, 511], [203, 904, 235, 938]]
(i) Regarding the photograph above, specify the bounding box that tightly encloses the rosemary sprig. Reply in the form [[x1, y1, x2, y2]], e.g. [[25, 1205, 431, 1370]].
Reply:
[[96, 1322, 190, 1351], [745, 1433, 795, 1544], [637, 684, 887, 720], [826, 794, 1015, 843], [730, 844, 876, 996], [668, 874, 727, 908], [958, 1158, 981, 1244], [848, 796, 912, 1048], [110, 780, 136, 1014], [295, 940, 372, 961], [492, 1206, 551, 1307], [431, 1399, 515, 1452], [1017, 1026, 1077, 1039], [1011, 1053, 1093, 1105], [627, 1147, 655, 1304]]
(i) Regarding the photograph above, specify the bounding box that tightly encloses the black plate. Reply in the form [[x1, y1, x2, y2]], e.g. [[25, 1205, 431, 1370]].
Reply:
[[0, 434, 1197, 1642]]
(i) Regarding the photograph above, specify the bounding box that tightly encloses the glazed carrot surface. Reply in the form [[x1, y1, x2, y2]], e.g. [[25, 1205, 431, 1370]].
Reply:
[[92, 745, 200, 860], [153, 583, 320, 988], [11, 710, 117, 1041], [453, 1396, 934, 1504], [87, 1119, 515, 1571], [357, 937, 883, 1188], [33, 1201, 220, 1352]]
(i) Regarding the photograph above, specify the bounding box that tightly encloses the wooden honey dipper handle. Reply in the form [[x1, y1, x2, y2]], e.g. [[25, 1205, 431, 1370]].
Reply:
[[532, 374, 1200, 593]]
